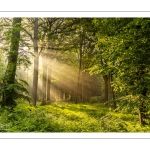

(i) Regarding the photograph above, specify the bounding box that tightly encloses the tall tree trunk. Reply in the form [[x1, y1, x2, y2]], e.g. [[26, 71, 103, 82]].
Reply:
[[139, 88, 148, 125], [108, 74, 111, 107], [81, 71, 85, 103], [110, 74, 116, 109], [76, 68, 81, 104], [76, 33, 83, 104], [46, 65, 52, 102], [2, 18, 22, 107], [32, 18, 38, 106], [41, 55, 47, 105], [76, 58, 82, 104], [103, 75, 109, 106]]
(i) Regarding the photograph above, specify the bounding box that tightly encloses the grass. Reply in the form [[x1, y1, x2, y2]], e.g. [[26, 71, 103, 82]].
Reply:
[[0, 101, 150, 132]]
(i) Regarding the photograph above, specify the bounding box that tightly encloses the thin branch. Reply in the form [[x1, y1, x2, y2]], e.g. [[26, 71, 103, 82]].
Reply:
[[21, 27, 33, 41]]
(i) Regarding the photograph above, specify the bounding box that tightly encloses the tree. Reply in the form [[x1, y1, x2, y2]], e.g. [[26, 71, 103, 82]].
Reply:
[[71, 18, 98, 103], [1, 18, 22, 107], [32, 18, 39, 106], [115, 18, 150, 125], [39, 18, 81, 104], [20, 18, 46, 106], [92, 18, 150, 125], [90, 18, 133, 109]]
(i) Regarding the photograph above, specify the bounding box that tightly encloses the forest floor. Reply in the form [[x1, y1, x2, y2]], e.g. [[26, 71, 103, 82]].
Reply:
[[0, 101, 150, 132]]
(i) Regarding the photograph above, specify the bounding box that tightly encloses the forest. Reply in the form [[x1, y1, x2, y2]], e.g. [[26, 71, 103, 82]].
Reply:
[[0, 18, 150, 132]]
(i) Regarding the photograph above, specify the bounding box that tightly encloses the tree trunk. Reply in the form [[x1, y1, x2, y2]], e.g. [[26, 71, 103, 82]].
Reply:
[[32, 18, 39, 106], [81, 71, 85, 103], [108, 74, 111, 107], [76, 33, 83, 104], [103, 75, 109, 106], [110, 74, 116, 109], [139, 88, 148, 125], [41, 55, 47, 105], [46, 65, 52, 102], [2, 18, 22, 107], [76, 68, 81, 104]]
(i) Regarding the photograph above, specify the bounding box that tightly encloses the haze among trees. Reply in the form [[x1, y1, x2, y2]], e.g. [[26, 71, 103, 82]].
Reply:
[[0, 17, 150, 132]]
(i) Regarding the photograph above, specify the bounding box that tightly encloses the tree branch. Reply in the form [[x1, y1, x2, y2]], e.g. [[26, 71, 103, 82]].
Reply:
[[21, 27, 33, 41]]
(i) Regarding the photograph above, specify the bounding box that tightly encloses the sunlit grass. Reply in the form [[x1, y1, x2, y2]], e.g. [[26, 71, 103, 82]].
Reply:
[[0, 101, 150, 132]]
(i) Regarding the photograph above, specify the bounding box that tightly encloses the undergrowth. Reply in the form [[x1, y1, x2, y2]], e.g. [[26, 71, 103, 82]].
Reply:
[[0, 101, 150, 132]]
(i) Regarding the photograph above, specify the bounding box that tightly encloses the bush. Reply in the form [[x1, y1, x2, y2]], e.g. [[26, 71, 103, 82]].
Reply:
[[89, 96, 104, 103]]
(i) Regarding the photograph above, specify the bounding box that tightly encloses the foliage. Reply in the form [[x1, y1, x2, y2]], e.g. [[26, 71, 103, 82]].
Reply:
[[1, 18, 150, 127], [90, 18, 150, 124], [89, 96, 104, 103], [0, 79, 31, 107], [0, 102, 149, 132]]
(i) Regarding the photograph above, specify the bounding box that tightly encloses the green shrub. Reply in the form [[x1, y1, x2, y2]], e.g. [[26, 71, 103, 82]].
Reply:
[[89, 96, 104, 103]]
